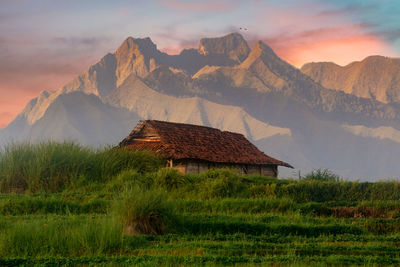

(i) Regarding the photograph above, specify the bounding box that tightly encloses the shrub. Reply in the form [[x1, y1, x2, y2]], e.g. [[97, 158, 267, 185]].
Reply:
[[154, 168, 187, 190], [250, 184, 277, 197], [114, 187, 175, 235], [107, 169, 154, 192], [302, 168, 340, 182], [199, 169, 247, 199]]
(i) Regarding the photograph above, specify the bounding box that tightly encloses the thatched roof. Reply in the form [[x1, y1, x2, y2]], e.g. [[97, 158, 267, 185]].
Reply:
[[119, 120, 293, 168]]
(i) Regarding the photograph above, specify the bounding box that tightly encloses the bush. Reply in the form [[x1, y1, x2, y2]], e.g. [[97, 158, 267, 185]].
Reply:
[[154, 168, 188, 190], [107, 169, 155, 192], [198, 169, 247, 199], [302, 169, 340, 182], [114, 187, 175, 235]]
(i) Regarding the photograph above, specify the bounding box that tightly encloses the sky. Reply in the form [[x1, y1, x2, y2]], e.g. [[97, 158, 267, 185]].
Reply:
[[1, 0, 400, 128]]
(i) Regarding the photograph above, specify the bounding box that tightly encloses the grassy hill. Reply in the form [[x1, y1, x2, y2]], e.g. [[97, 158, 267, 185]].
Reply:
[[0, 142, 400, 266]]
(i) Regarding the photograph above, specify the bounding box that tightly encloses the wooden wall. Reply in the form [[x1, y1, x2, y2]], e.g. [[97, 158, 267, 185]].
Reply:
[[261, 165, 278, 177], [171, 159, 278, 177]]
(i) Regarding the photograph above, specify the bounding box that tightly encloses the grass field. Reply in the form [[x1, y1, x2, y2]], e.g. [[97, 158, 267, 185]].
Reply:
[[0, 142, 400, 266]]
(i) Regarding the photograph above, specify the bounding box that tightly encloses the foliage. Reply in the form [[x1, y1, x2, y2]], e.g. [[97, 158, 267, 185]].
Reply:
[[197, 169, 248, 199], [154, 168, 188, 190], [302, 168, 340, 182], [114, 187, 176, 235]]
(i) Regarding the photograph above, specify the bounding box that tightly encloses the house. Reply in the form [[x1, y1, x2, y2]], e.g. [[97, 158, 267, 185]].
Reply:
[[119, 120, 293, 177]]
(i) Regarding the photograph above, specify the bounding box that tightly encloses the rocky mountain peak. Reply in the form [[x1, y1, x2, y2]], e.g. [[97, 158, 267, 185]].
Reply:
[[359, 55, 400, 70], [198, 32, 250, 62], [116, 36, 159, 58], [253, 41, 276, 55], [114, 36, 161, 83], [240, 40, 279, 69]]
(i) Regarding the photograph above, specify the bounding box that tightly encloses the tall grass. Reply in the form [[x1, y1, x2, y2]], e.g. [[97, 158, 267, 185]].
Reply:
[[0, 142, 164, 193], [1, 142, 400, 203], [0, 215, 125, 257], [114, 187, 176, 235]]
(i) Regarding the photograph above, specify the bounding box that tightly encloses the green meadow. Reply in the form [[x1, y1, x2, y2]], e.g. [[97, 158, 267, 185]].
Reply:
[[0, 142, 400, 266]]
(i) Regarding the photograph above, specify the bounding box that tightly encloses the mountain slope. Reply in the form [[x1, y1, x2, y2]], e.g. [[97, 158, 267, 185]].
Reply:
[[1, 75, 292, 153], [1, 92, 140, 146], [106, 73, 291, 141], [301, 56, 400, 103]]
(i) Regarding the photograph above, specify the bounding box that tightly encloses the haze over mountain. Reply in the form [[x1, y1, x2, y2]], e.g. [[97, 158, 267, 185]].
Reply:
[[2, 32, 400, 180], [301, 56, 400, 104]]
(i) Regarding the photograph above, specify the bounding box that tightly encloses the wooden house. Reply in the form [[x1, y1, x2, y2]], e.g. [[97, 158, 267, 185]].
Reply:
[[119, 120, 293, 177]]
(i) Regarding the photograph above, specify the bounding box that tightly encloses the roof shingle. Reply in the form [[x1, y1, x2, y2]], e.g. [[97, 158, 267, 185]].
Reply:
[[119, 120, 293, 168]]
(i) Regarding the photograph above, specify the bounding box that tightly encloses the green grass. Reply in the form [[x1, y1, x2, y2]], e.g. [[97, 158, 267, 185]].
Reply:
[[0, 142, 400, 265], [0, 142, 163, 193], [114, 187, 176, 235]]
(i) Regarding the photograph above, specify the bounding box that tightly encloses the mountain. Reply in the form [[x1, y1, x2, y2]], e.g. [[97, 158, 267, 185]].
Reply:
[[2, 33, 400, 180], [194, 41, 400, 126], [301, 56, 400, 104], [198, 32, 250, 62], [0, 92, 140, 146]]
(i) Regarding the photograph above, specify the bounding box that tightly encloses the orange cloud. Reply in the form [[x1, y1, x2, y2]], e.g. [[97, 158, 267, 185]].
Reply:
[[263, 26, 397, 67], [285, 35, 393, 67]]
